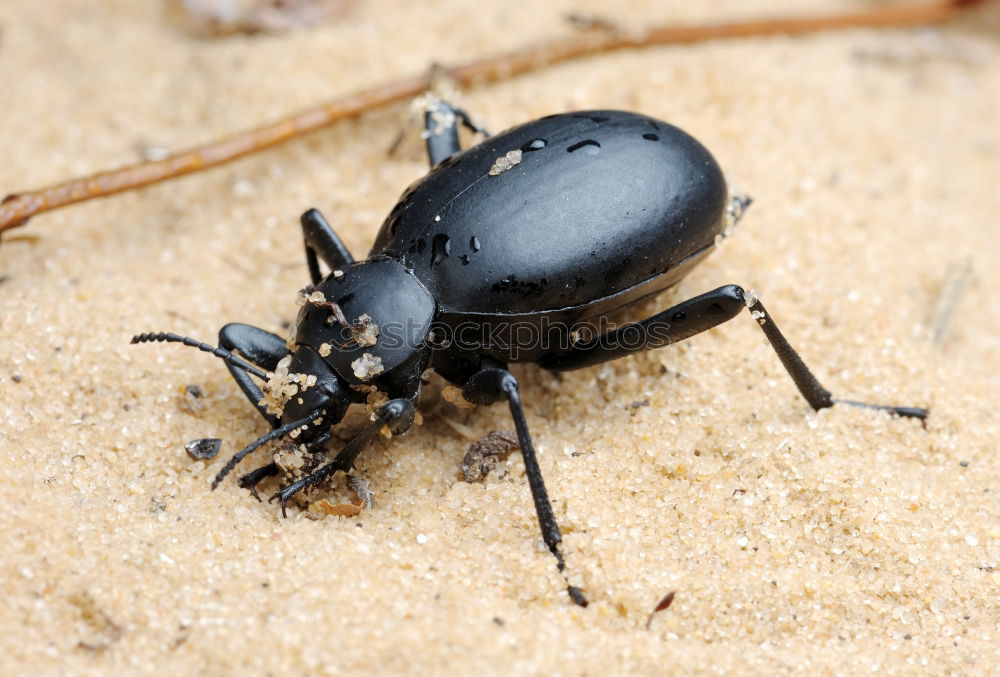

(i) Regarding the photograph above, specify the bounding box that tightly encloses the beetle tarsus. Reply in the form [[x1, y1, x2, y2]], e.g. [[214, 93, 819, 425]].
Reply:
[[267, 488, 293, 518], [238, 462, 280, 501], [833, 399, 928, 420], [567, 585, 589, 608]]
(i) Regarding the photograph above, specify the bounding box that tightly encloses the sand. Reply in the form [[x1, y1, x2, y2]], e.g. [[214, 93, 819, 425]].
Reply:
[[1, 1, 998, 674]]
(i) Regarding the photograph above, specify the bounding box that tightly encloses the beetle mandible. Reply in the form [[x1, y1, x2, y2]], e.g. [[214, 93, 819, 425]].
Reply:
[[133, 103, 926, 607]]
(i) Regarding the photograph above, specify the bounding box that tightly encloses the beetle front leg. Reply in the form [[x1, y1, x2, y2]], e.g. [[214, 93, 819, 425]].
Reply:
[[239, 430, 332, 501], [268, 400, 415, 515], [238, 463, 279, 501], [541, 284, 927, 419], [300, 208, 355, 284], [219, 323, 292, 427], [462, 364, 589, 607]]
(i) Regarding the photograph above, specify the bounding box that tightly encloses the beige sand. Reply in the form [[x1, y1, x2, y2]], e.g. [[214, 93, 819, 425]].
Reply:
[[1, 1, 998, 674]]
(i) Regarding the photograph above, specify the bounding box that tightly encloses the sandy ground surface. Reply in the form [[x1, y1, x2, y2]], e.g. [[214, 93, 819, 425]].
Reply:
[[1, 1, 998, 674]]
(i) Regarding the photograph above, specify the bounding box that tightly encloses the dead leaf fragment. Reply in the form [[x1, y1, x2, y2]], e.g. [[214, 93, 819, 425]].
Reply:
[[309, 498, 362, 517], [461, 430, 519, 482]]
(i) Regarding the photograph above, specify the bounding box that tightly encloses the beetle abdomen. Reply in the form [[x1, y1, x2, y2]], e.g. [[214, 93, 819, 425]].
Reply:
[[370, 110, 727, 316]]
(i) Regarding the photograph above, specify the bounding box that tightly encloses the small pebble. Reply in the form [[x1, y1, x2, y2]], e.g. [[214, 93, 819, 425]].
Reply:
[[185, 438, 222, 460]]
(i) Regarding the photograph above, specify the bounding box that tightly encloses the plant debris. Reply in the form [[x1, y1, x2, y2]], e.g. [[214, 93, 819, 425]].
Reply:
[[176, 383, 206, 416], [346, 474, 374, 509], [460, 430, 519, 482], [645, 591, 677, 630], [308, 498, 362, 518], [69, 592, 123, 651]]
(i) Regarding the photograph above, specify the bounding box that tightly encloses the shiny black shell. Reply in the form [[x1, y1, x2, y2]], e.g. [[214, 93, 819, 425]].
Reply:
[[370, 110, 728, 323]]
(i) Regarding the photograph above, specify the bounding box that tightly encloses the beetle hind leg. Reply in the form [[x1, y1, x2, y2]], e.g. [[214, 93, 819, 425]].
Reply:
[[745, 294, 927, 419], [541, 284, 926, 419]]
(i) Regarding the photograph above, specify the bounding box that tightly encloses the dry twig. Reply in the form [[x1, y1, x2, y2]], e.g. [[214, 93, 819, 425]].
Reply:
[[0, 1, 985, 236]]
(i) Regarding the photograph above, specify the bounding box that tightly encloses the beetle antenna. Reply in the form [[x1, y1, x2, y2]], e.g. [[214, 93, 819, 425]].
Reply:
[[131, 331, 269, 380], [212, 409, 323, 489]]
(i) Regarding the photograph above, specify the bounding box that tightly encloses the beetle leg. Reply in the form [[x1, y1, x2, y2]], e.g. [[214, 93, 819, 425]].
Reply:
[[238, 429, 332, 501], [219, 323, 292, 427], [423, 100, 488, 167], [542, 284, 927, 419], [461, 365, 589, 607], [268, 399, 415, 515], [300, 208, 355, 284], [238, 463, 279, 501]]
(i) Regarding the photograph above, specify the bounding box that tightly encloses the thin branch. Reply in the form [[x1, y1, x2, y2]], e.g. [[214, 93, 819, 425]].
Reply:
[[930, 256, 974, 348], [0, 0, 985, 236]]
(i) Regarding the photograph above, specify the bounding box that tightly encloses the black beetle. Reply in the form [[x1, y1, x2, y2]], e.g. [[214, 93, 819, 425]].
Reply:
[[133, 104, 926, 607]]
